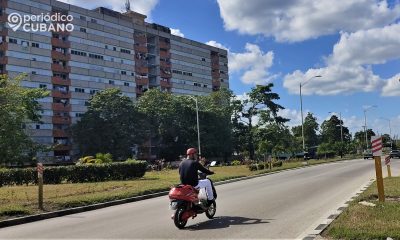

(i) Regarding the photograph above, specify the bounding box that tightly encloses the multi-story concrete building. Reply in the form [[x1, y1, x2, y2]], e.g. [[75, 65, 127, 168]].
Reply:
[[0, 0, 229, 162]]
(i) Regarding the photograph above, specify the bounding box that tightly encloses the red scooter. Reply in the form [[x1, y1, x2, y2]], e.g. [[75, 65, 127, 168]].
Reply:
[[169, 177, 217, 229]]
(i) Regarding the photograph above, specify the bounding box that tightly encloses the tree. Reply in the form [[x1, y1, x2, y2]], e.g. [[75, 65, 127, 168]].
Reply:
[[292, 112, 319, 151], [137, 88, 234, 161], [72, 88, 146, 160], [354, 129, 375, 150], [320, 115, 351, 157], [232, 84, 287, 160], [0, 74, 49, 165]]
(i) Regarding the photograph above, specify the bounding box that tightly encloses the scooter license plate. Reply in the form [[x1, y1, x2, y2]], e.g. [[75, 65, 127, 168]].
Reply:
[[169, 201, 178, 210]]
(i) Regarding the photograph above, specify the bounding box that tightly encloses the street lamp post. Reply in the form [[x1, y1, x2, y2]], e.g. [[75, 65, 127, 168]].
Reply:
[[380, 117, 392, 150], [189, 96, 201, 156], [300, 75, 322, 153], [363, 105, 377, 151]]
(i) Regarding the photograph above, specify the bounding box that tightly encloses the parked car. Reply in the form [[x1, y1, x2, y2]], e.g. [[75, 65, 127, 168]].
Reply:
[[363, 151, 373, 159], [389, 150, 400, 159]]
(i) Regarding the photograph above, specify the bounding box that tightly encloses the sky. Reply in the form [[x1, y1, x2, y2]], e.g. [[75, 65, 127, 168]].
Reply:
[[60, 0, 400, 138]]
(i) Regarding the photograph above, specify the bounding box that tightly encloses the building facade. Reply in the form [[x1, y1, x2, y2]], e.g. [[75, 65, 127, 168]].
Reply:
[[0, 0, 229, 162]]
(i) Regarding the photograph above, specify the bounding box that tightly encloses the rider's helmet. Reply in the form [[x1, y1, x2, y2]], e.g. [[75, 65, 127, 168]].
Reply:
[[186, 148, 197, 156]]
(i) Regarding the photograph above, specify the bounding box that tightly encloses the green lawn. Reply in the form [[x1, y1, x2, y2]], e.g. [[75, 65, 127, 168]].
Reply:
[[324, 177, 400, 240], [0, 158, 352, 221]]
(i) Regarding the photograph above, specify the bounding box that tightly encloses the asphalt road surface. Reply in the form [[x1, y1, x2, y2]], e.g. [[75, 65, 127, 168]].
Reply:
[[1, 159, 399, 239]]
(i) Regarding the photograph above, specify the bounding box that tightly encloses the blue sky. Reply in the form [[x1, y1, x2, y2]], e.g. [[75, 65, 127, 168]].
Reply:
[[61, 0, 400, 138]]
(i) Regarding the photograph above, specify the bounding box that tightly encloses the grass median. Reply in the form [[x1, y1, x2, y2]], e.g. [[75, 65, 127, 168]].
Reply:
[[0, 157, 353, 221], [323, 176, 400, 240]]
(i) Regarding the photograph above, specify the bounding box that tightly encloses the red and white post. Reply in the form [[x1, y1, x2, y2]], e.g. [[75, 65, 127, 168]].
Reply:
[[385, 155, 392, 178], [37, 163, 44, 210], [371, 136, 385, 202]]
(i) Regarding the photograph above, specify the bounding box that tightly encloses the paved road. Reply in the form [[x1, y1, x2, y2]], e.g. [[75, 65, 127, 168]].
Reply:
[[1, 159, 398, 239]]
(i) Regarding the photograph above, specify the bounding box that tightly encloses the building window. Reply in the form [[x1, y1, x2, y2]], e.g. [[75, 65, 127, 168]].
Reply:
[[202, 58, 206, 61], [71, 50, 87, 57], [105, 45, 108, 49], [31, 43, 39, 48], [84, 101, 90, 106], [36, 125, 40, 129], [203, 84, 207, 88], [9, 38, 17, 44], [32, 71, 37, 75], [172, 69, 182, 75], [75, 88, 85, 93], [89, 89, 98, 95], [113, 47, 117, 51], [80, 28, 87, 33], [120, 48, 131, 54], [39, 84, 47, 89], [75, 113, 84, 117], [80, 16, 86, 21], [124, 82, 129, 86], [194, 83, 201, 87], [91, 19, 97, 23], [131, 72, 135, 76], [109, 80, 115, 85], [121, 71, 127, 75], [89, 53, 103, 60]]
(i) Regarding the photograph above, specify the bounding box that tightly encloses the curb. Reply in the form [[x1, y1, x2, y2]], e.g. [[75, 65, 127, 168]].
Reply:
[[0, 159, 357, 228], [301, 178, 375, 240]]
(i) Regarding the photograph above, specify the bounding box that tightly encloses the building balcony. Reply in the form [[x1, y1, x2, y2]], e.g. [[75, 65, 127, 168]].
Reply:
[[0, 14, 7, 23], [52, 90, 71, 99], [160, 80, 172, 88], [134, 45, 148, 53], [51, 50, 71, 61], [52, 116, 71, 125], [0, 56, 7, 65], [159, 41, 171, 50], [160, 72, 172, 79], [212, 79, 221, 87], [160, 61, 171, 69], [53, 129, 68, 138], [54, 144, 72, 151], [212, 63, 220, 69], [51, 76, 71, 86], [136, 88, 144, 95], [160, 51, 171, 59], [212, 72, 220, 78], [51, 38, 71, 48], [0, 28, 8, 36], [134, 35, 147, 44], [135, 77, 149, 86], [0, 42, 8, 52], [135, 66, 149, 74], [51, 63, 71, 73], [52, 103, 71, 112], [0, 0, 8, 7]]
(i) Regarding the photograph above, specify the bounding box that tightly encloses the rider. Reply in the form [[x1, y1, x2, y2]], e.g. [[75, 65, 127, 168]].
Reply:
[[179, 148, 215, 205]]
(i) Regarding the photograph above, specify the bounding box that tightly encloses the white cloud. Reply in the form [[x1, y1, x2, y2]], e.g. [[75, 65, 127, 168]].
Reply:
[[284, 23, 400, 96], [382, 74, 400, 96], [328, 24, 400, 66], [206, 41, 277, 85], [217, 0, 400, 42], [206, 41, 228, 50], [59, 0, 158, 17], [171, 28, 184, 37], [279, 108, 303, 127]]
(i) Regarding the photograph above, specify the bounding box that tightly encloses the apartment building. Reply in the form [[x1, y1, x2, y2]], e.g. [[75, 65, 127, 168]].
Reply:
[[0, 0, 229, 162]]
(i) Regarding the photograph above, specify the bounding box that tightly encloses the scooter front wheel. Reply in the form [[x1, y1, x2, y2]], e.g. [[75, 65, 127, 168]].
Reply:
[[174, 207, 188, 229], [205, 201, 216, 219]]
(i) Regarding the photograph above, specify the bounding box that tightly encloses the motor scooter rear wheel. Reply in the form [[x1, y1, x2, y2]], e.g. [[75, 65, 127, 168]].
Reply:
[[174, 207, 188, 229], [205, 201, 216, 219]]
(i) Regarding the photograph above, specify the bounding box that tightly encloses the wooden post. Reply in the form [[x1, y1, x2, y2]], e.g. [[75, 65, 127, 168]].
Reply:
[[373, 156, 385, 202], [37, 163, 44, 210]]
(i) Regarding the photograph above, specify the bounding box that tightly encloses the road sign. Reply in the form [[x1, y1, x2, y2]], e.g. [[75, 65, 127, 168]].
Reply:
[[371, 136, 382, 156], [385, 155, 391, 165], [37, 163, 44, 175]]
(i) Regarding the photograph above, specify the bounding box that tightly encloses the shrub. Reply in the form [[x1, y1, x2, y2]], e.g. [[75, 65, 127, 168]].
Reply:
[[231, 160, 241, 166], [257, 163, 265, 170], [0, 161, 148, 187], [272, 161, 283, 168], [248, 164, 258, 171]]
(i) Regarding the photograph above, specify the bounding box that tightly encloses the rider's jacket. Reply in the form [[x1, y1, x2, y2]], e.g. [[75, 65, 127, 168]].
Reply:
[[179, 159, 213, 186]]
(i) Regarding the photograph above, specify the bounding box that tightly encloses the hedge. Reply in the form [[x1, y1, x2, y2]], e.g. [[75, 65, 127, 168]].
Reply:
[[0, 161, 148, 187]]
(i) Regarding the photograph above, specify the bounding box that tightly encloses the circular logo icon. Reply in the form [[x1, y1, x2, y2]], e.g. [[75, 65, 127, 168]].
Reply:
[[7, 12, 23, 31]]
